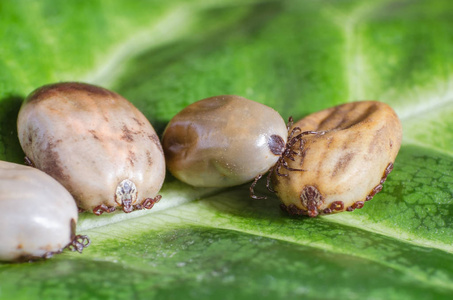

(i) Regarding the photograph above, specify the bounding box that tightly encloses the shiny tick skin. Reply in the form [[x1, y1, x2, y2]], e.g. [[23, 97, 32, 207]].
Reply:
[[0, 160, 89, 262], [274, 101, 402, 217], [17, 82, 165, 215], [162, 95, 288, 188]]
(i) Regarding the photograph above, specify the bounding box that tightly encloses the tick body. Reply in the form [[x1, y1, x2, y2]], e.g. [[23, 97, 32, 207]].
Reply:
[[274, 101, 402, 217], [0, 161, 89, 262], [17, 82, 165, 214], [162, 95, 288, 188]]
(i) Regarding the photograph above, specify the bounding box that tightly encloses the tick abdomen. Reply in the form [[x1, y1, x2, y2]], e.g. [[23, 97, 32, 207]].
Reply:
[[17, 82, 165, 214], [162, 95, 288, 188], [275, 101, 402, 217], [0, 161, 87, 261]]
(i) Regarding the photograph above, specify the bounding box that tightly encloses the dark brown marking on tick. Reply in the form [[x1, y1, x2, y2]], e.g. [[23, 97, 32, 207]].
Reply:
[[344, 103, 376, 129], [299, 147, 308, 168], [331, 152, 354, 177], [368, 127, 385, 154], [25, 126, 41, 146], [146, 150, 153, 166], [66, 82, 113, 97], [42, 138, 69, 181], [88, 129, 100, 140], [149, 134, 164, 154], [128, 150, 137, 167], [317, 103, 355, 130], [326, 136, 334, 149], [26, 82, 114, 105], [268, 135, 286, 155], [121, 125, 134, 142], [133, 117, 145, 127], [300, 185, 323, 217]]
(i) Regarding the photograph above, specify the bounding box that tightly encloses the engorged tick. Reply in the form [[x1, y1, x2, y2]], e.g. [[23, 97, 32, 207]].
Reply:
[[163, 95, 293, 190], [0, 160, 90, 262], [17, 82, 165, 215], [274, 101, 402, 216]]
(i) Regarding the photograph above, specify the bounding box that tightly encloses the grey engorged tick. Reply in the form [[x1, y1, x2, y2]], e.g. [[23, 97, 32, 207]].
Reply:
[[0, 160, 90, 262], [274, 101, 403, 217], [17, 82, 165, 215], [162, 95, 290, 190]]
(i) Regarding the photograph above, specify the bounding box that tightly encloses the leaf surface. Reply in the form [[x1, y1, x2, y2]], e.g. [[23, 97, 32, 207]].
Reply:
[[1, 0, 453, 299]]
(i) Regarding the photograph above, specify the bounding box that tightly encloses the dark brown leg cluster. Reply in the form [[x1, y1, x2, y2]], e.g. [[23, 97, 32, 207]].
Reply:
[[132, 195, 162, 211], [93, 195, 162, 215], [17, 234, 91, 262], [281, 162, 395, 217], [366, 162, 393, 202], [93, 204, 117, 216], [66, 235, 91, 253], [249, 116, 325, 200]]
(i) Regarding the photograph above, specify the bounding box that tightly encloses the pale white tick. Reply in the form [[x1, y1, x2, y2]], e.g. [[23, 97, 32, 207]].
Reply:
[[0, 160, 89, 262]]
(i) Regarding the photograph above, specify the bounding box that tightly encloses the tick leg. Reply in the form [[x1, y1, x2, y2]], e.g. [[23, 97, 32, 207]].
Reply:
[[93, 204, 116, 215], [275, 159, 289, 177], [281, 159, 305, 172], [265, 167, 276, 193], [24, 156, 35, 167], [66, 235, 91, 253], [122, 198, 133, 213], [250, 174, 267, 199], [135, 195, 162, 210], [290, 131, 325, 148], [286, 116, 295, 131]]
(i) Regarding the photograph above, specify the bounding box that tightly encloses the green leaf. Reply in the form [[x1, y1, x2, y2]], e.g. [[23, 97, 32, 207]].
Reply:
[[1, 0, 453, 299]]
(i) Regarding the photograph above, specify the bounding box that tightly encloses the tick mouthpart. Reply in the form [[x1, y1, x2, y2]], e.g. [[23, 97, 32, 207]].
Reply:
[[268, 135, 286, 155], [115, 179, 138, 207]]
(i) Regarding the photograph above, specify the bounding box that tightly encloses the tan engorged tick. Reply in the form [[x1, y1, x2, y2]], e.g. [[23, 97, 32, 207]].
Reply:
[[273, 101, 402, 217]]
